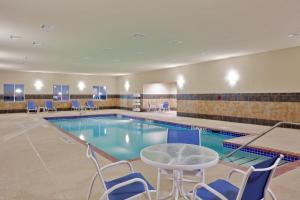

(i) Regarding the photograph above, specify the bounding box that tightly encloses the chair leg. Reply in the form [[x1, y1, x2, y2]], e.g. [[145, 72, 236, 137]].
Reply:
[[87, 172, 98, 200], [156, 168, 161, 200], [267, 188, 277, 200]]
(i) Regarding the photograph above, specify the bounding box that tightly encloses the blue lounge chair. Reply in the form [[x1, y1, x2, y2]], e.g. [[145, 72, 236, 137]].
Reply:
[[86, 143, 155, 200], [71, 100, 81, 110], [157, 129, 202, 198], [192, 155, 284, 200], [86, 100, 96, 110], [27, 100, 38, 113], [45, 100, 57, 112], [160, 101, 170, 111]]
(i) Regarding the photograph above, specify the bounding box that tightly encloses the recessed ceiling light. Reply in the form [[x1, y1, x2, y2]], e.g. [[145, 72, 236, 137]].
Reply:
[[40, 24, 55, 32], [288, 33, 300, 38], [169, 40, 183, 45], [83, 56, 91, 60], [103, 48, 112, 52], [32, 41, 41, 46], [9, 35, 22, 40], [136, 51, 144, 55], [133, 33, 145, 39]]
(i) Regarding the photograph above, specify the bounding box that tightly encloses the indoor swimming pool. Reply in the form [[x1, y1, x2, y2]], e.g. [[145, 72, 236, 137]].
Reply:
[[47, 114, 289, 166]]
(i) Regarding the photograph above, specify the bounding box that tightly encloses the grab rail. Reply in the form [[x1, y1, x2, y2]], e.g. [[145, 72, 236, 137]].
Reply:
[[221, 121, 300, 159]]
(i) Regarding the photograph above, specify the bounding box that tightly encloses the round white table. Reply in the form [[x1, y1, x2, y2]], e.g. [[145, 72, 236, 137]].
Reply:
[[140, 143, 219, 200]]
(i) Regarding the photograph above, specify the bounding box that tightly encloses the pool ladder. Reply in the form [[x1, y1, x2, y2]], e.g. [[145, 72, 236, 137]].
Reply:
[[221, 121, 300, 161]]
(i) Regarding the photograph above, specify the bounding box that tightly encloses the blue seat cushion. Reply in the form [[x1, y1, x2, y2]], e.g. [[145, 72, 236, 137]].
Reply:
[[195, 179, 239, 200], [105, 172, 154, 200]]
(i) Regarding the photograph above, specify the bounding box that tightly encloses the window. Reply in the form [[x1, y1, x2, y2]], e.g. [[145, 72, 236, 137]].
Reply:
[[3, 84, 25, 102], [53, 85, 69, 101], [92, 86, 107, 100]]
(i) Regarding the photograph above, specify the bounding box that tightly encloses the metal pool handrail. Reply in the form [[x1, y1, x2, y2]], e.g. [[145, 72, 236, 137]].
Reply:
[[221, 121, 300, 159]]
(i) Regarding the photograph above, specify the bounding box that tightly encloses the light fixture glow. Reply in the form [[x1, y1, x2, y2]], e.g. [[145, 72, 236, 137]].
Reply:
[[77, 81, 86, 91], [125, 134, 130, 144], [226, 69, 240, 87], [34, 80, 43, 91], [124, 80, 130, 92], [177, 75, 185, 89]]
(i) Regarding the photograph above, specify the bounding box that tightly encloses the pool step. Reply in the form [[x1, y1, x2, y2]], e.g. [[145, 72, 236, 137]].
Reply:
[[222, 155, 247, 163], [233, 157, 260, 165], [240, 157, 270, 167], [224, 155, 289, 168]]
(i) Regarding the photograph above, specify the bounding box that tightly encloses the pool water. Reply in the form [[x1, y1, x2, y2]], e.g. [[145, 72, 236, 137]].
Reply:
[[47, 114, 287, 166]]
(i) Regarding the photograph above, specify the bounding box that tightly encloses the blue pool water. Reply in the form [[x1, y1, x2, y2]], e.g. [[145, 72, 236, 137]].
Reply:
[[47, 114, 289, 166]]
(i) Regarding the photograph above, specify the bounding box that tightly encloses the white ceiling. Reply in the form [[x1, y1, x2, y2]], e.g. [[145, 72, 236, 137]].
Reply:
[[0, 0, 300, 75]]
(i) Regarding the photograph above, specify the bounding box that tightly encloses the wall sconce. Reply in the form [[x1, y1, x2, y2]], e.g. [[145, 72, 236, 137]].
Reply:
[[226, 69, 240, 87], [124, 80, 130, 92], [34, 80, 44, 91], [177, 75, 185, 89], [78, 81, 86, 91]]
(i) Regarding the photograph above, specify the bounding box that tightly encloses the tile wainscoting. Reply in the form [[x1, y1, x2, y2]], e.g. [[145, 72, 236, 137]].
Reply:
[[1, 92, 299, 129], [177, 93, 300, 128]]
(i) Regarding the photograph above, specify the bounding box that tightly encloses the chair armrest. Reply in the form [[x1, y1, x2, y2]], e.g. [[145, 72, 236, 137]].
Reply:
[[101, 160, 134, 173], [99, 178, 151, 200], [192, 182, 228, 200], [227, 168, 246, 180]]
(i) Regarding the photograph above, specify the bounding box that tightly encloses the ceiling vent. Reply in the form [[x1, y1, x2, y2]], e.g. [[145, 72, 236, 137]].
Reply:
[[40, 24, 55, 32]]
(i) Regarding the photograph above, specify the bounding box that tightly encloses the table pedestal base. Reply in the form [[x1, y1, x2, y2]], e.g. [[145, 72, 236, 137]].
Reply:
[[157, 169, 191, 200]]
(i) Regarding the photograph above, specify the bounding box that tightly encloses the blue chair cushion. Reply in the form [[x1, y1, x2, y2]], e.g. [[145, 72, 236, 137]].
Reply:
[[105, 172, 154, 200], [195, 179, 239, 200], [167, 129, 200, 145]]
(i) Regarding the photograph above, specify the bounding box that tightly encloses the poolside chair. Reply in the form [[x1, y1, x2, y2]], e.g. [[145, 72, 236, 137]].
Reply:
[[160, 101, 170, 111], [71, 100, 81, 110], [86, 143, 155, 200], [157, 129, 203, 198], [27, 100, 38, 113], [148, 102, 157, 112], [45, 100, 57, 112], [86, 100, 96, 110], [191, 154, 284, 200]]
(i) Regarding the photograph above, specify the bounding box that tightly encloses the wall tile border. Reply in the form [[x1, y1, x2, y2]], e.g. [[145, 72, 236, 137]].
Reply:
[[142, 94, 177, 99], [177, 93, 300, 102]]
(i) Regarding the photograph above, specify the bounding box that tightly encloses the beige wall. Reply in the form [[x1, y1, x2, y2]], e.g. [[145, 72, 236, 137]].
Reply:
[[117, 47, 300, 94], [143, 83, 177, 95], [0, 70, 118, 94]]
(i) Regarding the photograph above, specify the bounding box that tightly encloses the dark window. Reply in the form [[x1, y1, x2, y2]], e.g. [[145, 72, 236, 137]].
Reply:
[[92, 86, 107, 100], [53, 85, 69, 101], [3, 84, 25, 102]]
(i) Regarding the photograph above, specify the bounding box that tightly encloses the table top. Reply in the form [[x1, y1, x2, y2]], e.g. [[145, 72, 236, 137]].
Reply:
[[140, 143, 219, 171]]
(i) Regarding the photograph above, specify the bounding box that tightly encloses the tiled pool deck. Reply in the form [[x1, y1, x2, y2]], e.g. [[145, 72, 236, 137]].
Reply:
[[0, 109, 300, 199]]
